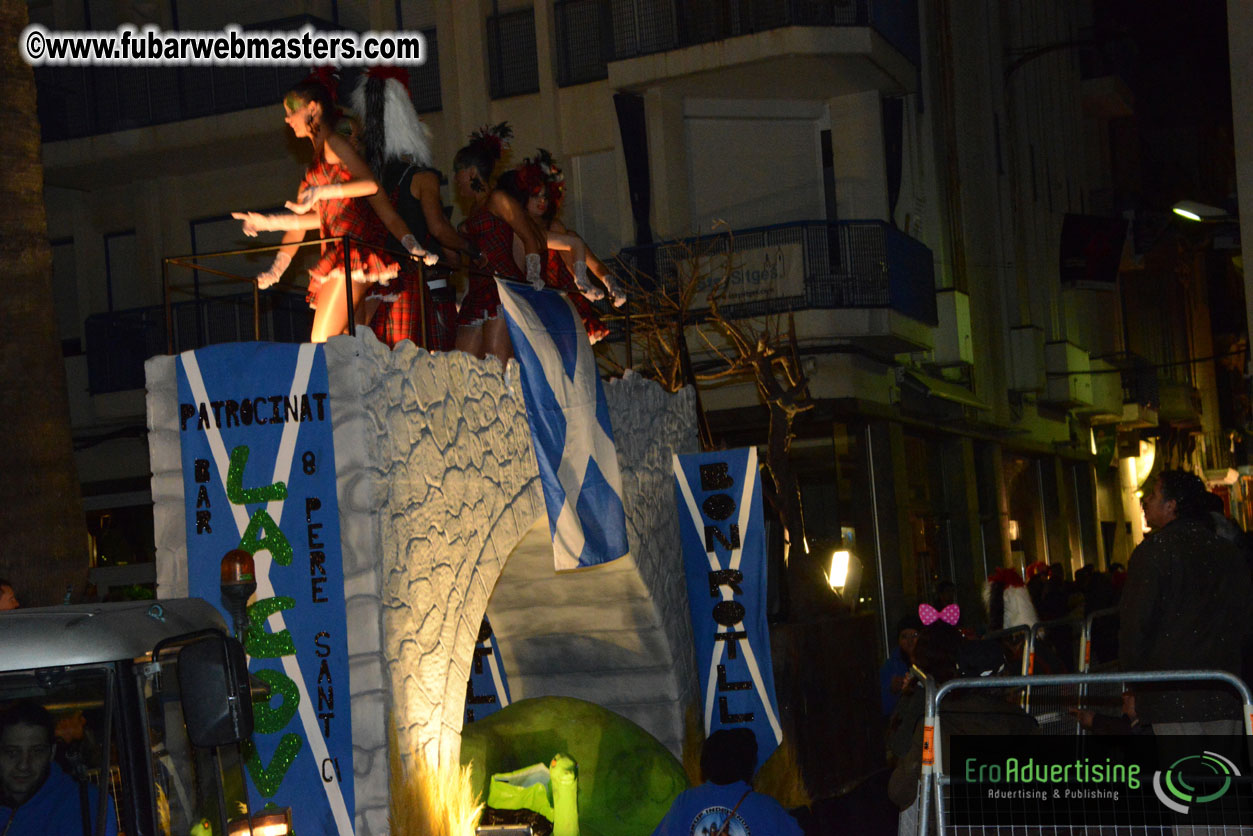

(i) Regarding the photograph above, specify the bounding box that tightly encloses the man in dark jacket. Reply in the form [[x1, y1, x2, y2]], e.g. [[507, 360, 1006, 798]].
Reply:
[[1118, 470, 1253, 733]]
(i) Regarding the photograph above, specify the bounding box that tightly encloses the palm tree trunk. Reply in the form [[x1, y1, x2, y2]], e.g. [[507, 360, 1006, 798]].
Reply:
[[0, 0, 89, 605]]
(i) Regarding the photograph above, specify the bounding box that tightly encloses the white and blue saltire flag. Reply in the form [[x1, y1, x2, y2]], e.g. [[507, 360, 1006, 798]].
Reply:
[[674, 446, 782, 773], [496, 278, 629, 570]]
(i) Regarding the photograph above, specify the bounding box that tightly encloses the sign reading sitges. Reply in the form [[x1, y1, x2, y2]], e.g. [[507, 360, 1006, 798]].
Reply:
[[685, 241, 806, 308], [177, 342, 355, 835]]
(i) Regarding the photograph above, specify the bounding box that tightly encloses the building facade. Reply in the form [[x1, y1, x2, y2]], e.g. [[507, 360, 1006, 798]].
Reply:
[[32, 0, 1231, 653]]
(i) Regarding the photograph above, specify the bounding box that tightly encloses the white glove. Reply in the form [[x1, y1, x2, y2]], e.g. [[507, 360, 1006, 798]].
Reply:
[[402, 234, 440, 267], [525, 253, 545, 291], [285, 182, 352, 214], [232, 211, 307, 236], [256, 251, 291, 289], [572, 260, 604, 301], [603, 271, 627, 308]]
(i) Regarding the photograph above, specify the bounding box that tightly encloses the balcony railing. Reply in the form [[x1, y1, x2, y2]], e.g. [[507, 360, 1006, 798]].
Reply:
[[85, 290, 313, 394], [555, 0, 920, 86], [615, 219, 937, 326], [35, 18, 442, 141], [1111, 352, 1160, 411]]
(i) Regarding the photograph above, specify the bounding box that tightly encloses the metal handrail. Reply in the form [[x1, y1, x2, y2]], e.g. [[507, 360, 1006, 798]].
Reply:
[[162, 234, 435, 354], [161, 234, 579, 355]]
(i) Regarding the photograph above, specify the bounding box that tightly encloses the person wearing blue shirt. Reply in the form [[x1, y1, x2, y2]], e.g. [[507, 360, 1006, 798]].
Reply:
[[651, 728, 802, 836], [0, 701, 118, 836], [879, 614, 921, 717]]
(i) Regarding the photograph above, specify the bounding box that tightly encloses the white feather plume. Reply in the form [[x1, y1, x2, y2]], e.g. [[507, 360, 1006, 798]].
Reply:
[[349, 74, 433, 167]]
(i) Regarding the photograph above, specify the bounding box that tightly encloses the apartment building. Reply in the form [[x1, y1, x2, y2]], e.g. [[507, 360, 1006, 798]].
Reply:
[[31, 0, 1227, 651]]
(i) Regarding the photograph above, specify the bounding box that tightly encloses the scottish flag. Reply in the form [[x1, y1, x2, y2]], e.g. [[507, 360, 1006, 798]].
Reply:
[[496, 278, 629, 570]]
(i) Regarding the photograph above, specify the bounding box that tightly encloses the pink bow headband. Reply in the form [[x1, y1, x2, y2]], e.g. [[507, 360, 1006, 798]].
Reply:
[[919, 603, 960, 626]]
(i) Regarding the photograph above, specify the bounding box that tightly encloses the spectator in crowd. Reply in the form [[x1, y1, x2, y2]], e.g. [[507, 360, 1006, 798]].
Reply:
[[879, 614, 922, 718], [888, 617, 1036, 829], [1119, 469, 1253, 734], [0, 579, 18, 611], [0, 701, 117, 835], [650, 728, 802, 836]]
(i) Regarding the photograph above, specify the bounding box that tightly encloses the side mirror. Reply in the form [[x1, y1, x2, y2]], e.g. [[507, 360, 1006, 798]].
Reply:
[[177, 632, 255, 748]]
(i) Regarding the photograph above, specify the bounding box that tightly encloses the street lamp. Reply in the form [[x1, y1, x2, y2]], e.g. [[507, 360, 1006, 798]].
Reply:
[[1172, 199, 1233, 222], [827, 548, 861, 603]]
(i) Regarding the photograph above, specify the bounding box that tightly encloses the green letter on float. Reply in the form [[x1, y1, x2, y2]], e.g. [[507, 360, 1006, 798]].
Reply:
[[226, 445, 288, 505]]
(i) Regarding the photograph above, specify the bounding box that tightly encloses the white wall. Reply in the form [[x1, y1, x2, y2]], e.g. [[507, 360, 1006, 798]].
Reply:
[[684, 99, 827, 232]]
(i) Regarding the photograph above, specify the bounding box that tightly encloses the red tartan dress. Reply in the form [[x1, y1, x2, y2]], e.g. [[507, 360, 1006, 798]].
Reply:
[[546, 252, 609, 343], [457, 203, 522, 327], [302, 156, 401, 309], [368, 163, 457, 351]]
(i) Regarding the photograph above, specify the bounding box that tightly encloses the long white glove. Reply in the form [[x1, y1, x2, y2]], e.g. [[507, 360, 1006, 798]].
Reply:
[[286, 183, 352, 214], [231, 211, 308, 237], [602, 271, 627, 308], [256, 251, 291, 289], [402, 234, 440, 267], [572, 260, 604, 301], [525, 253, 545, 291]]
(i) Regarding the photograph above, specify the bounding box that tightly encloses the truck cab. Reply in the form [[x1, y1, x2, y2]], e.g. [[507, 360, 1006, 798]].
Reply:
[[0, 599, 283, 836]]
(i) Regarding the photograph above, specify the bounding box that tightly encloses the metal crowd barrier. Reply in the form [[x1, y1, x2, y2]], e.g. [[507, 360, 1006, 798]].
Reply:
[[981, 625, 1032, 677], [1075, 606, 1124, 733], [915, 669, 1253, 835], [1023, 615, 1085, 734]]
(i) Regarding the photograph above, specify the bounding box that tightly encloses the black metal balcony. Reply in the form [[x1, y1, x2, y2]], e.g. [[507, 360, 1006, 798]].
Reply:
[[1110, 352, 1160, 411], [34, 17, 442, 142], [84, 290, 313, 394], [615, 219, 937, 325], [555, 0, 920, 86]]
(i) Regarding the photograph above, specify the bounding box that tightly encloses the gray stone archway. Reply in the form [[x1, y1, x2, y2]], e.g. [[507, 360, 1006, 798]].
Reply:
[[148, 331, 699, 835]]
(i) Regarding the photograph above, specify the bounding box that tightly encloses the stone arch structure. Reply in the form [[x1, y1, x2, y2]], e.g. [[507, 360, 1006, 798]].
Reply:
[[148, 332, 699, 835]]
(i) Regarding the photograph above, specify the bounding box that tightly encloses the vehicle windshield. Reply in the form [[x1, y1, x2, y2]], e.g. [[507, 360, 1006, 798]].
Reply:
[[0, 666, 120, 836], [144, 644, 249, 836]]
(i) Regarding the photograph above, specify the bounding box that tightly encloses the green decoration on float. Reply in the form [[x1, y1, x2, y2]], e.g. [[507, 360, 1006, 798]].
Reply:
[[244, 732, 303, 798], [237, 508, 293, 566], [226, 445, 288, 505], [251, 668, 301, 734], [244, 597, 298, 659]]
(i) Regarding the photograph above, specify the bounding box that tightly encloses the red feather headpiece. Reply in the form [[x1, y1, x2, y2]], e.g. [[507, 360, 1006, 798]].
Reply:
[[987, 567, 1025, 588], [516, 148, 565, 212], [303, 66, 341, 104], [469, 121, 513, 160]]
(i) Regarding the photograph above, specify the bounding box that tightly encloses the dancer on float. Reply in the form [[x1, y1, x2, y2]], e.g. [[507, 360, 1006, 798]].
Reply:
[[497, 150, 627, 343], [452, 123, 541, 363], [231, 68, 435, 343], [349, 67, 467, 351], [521, 149, 626, 308]]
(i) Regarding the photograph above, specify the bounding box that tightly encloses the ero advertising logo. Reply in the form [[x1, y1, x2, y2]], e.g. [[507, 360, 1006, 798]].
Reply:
[[1153, 751, 1242, 815]]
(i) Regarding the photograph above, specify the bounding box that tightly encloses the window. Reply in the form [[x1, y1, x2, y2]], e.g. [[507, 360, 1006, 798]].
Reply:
[[0, 668, 124, 835], [103, 230, 137, 312], [554, 0, 612, 85], [487, 8, 540, 99]]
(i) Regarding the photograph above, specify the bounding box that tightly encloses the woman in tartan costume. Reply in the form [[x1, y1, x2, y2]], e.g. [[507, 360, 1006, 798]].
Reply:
[[498, 150, 628, 344], [350, 67, 466, 351], [231, 68, 436, 342], [451, 122, 545, 363]]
